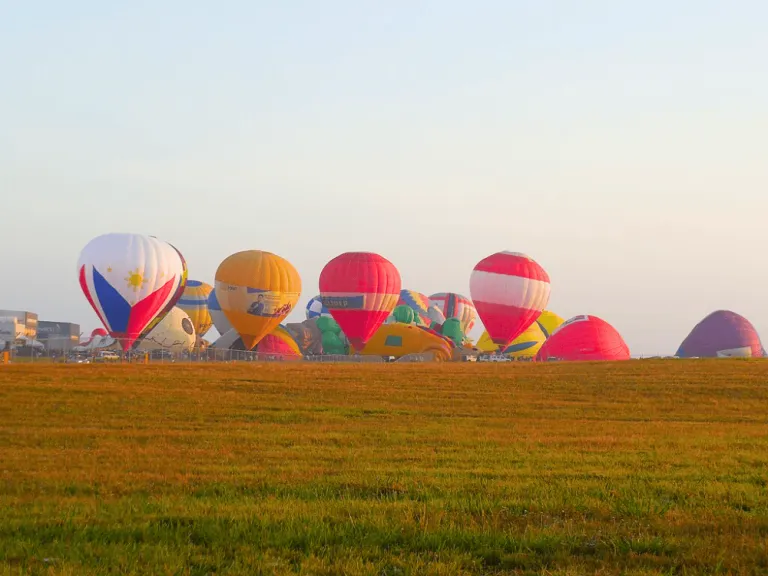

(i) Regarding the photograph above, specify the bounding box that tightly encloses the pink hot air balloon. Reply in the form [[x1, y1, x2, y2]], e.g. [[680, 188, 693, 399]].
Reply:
[[536, 315, 630, 362], [470, 251, 550, 348], [319, 252, 401, 351]]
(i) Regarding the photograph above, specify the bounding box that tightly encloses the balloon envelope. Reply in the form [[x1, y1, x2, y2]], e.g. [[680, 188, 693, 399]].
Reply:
[[77, 233, 186, 350], [428, 293, 476, 333], [207, 289, 233, 336], [319, 252, 401, 351], [676, 310, 765, 358], [536, 310, 565, 338], [305, 295, 332, 320], [215, 250, 301, 350], [470, 252, 550, 348], [477, 321, 547, 358], [177, 280, 214, 337], [257, 325, 302, 358], [536, 315, 630, 362], [397, 290, 433, 326], [140, 241, 188, 337], [137, 307, 196, 353]]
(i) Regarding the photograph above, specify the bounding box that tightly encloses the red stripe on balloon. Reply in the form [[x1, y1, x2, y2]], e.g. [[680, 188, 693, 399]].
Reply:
[[473, 252, 549, 282], [123, 277, 177, 349], [473, 301, 543, 346], [320, 253, 401, 294], [79, 266, 109, 332], [329, 309, 392, 351]]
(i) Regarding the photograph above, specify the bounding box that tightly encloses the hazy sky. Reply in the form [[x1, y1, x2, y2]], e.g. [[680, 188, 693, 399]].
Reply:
[[2, 1, 766, 355]]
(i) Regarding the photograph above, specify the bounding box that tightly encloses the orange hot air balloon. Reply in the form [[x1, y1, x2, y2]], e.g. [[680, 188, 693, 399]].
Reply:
[[214, 250, 301, 350]]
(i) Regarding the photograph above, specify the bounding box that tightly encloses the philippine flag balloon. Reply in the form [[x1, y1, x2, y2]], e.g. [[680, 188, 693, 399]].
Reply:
[[139, 240, 188, 338], [77, 233, 187, 350], [319, 252, 401, 351], [215, 250, 302, 350], [470, 251, 550, 348]]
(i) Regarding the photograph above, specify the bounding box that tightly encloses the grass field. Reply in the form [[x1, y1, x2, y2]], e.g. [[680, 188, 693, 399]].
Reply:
[[1, 361, 767, 575]]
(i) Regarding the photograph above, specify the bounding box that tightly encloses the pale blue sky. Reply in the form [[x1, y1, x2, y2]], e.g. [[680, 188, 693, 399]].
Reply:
[[1, 1, 766, 354]]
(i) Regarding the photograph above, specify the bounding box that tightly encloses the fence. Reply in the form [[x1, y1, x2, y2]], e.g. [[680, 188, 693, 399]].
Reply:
[[2, 339, 686, 365], [3, 339, 392, 364]]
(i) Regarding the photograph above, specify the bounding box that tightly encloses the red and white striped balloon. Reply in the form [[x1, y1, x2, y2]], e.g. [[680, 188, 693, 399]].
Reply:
[[470, 251, 550, 347]]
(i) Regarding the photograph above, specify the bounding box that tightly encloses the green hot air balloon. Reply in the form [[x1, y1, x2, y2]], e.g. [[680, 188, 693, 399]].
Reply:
[[316, 317, 349, 355], [441, 318, 464, 347], [392, 305, 416, 325]]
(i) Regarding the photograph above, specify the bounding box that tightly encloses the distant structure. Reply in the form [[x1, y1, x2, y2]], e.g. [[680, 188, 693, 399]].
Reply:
[[676, 310, 765, 358], [37, 321, 80, 353], [0, 310, 38, 339]]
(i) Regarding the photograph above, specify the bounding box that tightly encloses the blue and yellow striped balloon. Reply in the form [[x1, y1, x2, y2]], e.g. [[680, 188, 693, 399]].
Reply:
[[177, 280, 214, 337]]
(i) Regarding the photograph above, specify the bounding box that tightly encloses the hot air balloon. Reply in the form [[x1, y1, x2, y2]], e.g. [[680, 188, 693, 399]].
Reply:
[[79, 328, 108, 347], [477, 309, 562, 354], [178, 280, 214, 337], [305, 295, 332, 320], [140, 241, 188, 337], [319, 252, 401, 351], [77, 233, 186, 350], [214, 250, 301, 350], [426, 304, 446, 327], [536, 315, 630, 362], [391, 305, 416, 325], [676, 310, 765, 358], [137, 307, 196, 353], [207, 289, 233, 336], [397, 290, 433, 326], [536, 310, 565, 338], [257, 325, 302, 358], [428, 293, 477, 333], [477, 321, 547, 358], [470, 252, 550, 348], [211, 328, 244, 350]]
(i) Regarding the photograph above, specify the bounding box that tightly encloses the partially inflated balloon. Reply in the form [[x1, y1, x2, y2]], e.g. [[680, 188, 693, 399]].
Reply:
[[676, 310, 765, 358], [477, 322, 547, 358], [441, 318, 464, 347], [77, 233, 186, 350], [137, 307, 196, 353], [207, 289, 233, 335], [397, 290, 432, 326], [178, 280, 214, 337], [257, 325, 302, 358], [536, 310, 565, 338], [305, 295, 332, 320], [215, 250, 301, 350], [319, 252, 401, 351], [392, 305, 416, 324], [428, 293, 476, 333], [470, 252, 550, 348], [536, 315, 630, 362]]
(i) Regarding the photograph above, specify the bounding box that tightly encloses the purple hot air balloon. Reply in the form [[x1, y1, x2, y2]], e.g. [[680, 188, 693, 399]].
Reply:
[[676, 310, 765, 358]]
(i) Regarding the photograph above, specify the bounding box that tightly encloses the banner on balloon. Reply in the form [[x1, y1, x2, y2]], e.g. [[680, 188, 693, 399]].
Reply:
[[216, 283, 299, 319], [320, 295, 366, 310]]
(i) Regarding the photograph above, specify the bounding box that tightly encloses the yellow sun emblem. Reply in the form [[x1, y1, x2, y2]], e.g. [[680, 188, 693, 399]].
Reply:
[[125, 269, 147, 292]]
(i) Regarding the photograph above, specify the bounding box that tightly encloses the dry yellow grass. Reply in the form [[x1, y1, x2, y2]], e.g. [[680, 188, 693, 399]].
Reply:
[[0, 360, 767, 575]]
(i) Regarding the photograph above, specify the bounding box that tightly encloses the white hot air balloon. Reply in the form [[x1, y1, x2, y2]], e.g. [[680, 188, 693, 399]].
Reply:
[[136, 307, 196, 353], [77, 233, 186, 350]]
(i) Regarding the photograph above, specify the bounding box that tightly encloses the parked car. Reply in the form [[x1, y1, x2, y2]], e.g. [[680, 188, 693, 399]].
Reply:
[[94, 350, 120, 362]]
